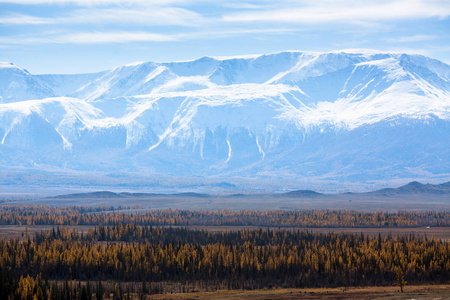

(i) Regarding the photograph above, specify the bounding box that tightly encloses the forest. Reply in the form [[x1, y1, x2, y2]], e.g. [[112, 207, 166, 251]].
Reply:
[[1, 205, 449, 227], [0, 205, 449, 299]]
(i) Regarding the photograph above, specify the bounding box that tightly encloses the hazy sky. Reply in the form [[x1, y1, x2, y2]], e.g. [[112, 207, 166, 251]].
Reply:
[[1, 0, 449, 74]]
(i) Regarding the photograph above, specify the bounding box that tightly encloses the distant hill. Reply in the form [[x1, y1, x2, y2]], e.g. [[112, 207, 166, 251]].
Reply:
[[47, 181, 450, 202], [50, 191, 210, 199], [280, 181, 450, 198], [368, 181, 450, 196], [51, 191, 122, 199], [279, 190, 323, 198]]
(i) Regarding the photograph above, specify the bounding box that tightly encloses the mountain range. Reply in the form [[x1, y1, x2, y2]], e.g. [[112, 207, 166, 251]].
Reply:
[[1, 50, 449, 188], [17, 181, 448, 211], [48, 181, 450, 199]]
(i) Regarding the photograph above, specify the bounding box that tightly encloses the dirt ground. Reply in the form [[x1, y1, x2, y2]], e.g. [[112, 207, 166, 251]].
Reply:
[[0, 225, 97, 241], [147, 285, 450, 299]]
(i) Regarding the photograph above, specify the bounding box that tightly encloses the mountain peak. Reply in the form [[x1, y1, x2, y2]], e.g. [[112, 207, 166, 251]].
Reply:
[[405, 181, 423, 187], [0, 51, 449, 184], [0, 62, 30, 75], [0, 62, 20, 69], [371, 181, 450, 196]]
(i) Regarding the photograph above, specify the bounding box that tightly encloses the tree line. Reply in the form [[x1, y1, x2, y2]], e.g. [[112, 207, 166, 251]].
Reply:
[[1, 205, 449, 227], [0, 273, 157, 300], [0, 226, 449, 294]]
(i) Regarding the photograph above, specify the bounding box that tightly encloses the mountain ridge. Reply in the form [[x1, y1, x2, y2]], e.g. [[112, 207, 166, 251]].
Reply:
[[48, 181, 450, 199], [0, 50, 449, 185], [368, 181, 450, 196], [49, 191, 210, 199], [47, 181, 450, 199]]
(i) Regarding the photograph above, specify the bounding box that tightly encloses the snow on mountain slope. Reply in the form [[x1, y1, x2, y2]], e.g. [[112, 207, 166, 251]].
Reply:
[[0, 97, 105, 150], [71, 62, 178, 101], [290, 57, 450, 129], [0, 50, 449, 182], [209, 51, 307, 85], [133, 83, 304, 154], [35, 72, 105, 98], [0, 62, 55, 103]]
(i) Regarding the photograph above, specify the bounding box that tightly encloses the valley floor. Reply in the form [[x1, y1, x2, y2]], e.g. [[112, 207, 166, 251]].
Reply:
[[147, 285, 450, 299], [8, 192, 450, 211]]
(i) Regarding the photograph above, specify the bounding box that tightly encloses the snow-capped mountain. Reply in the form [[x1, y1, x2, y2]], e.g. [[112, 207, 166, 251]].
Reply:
[[0, 50, 449, 183], [0, 62, 55, 103]]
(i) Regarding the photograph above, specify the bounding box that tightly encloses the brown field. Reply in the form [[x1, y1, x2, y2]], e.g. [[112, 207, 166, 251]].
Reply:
[[145, 285, 450, 299], [0, 225, 97, 241], [11, 191, 450, 211], [0, 225, 449, 241], [39, 281, 450, 299]]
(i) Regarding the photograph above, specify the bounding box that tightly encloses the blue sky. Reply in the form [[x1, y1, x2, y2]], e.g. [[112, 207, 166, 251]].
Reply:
[[0, 0, 449, 74]]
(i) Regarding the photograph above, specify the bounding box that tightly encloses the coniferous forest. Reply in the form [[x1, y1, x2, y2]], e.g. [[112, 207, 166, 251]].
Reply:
[[1, 205, 449, 227], [0, 205, 449, 299]]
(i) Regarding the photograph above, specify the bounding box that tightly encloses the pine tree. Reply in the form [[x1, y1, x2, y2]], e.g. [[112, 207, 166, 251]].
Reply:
[[395, 267, 407, 292]]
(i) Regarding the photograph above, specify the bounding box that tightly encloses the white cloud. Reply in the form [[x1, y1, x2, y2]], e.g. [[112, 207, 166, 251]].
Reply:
[[180, 27, 300, 39], [0, 0, 448, 50], [386, 35, 437, 43], [220, 3, 264, 9], [2, 0, 449, 28], [0, 14, 53, 24], [63, 7, 204, 26], [0, 6, 205, 26], [0, 31, 178, 44], [61, 31, 178, 43], [0, 27, 301, 45], [223, 0, 450, 24], [0, 0, 187, 5], [82, 7, 200, 25]]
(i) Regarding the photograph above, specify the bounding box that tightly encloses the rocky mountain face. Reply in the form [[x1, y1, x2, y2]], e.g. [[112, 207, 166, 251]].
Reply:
[[0, 51, 449, 183]]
